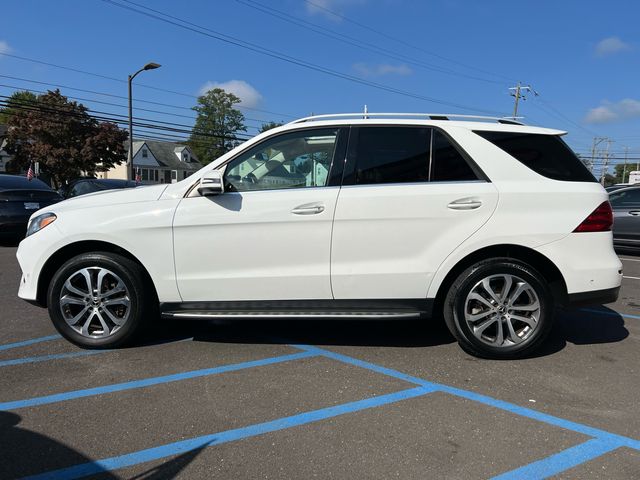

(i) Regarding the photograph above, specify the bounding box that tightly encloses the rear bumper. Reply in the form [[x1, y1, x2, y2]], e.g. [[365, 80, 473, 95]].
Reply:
[[568, 286, 620, 306], [535, 232, 622, 295]]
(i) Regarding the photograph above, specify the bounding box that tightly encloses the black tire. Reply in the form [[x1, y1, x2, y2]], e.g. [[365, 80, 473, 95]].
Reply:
[[443, 258, 554, 359], [47, 252, 154, 349]]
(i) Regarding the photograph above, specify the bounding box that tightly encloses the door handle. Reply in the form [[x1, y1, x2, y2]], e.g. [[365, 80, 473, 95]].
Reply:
[[447, 198, 482, 210], [629, 211, 640, 216], [292, 204, 325, 215]]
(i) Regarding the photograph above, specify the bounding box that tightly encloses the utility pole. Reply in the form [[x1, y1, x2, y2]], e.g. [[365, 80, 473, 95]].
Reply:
[[622, 146, 630, 183], [509, 82, 537, 117], [590, 137, 607, 173], [600, 139, 613, 185]]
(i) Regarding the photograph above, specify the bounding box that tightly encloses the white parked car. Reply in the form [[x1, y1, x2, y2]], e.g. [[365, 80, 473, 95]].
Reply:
[[17, 113, 622, 358]]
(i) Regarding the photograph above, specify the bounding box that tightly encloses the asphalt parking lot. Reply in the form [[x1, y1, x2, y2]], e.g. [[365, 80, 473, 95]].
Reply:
[[1, 243, 639, 479]]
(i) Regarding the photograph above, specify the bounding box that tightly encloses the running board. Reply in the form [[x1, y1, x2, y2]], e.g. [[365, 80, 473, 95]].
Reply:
[[161, 311, 422, 320]]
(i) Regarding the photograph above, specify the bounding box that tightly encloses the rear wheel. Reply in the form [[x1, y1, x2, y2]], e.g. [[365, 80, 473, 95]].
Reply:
[[47, 252, 152, 348], [443, 258, 554, 359]]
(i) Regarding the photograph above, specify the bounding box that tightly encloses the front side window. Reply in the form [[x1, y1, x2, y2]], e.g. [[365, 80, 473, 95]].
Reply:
[[225, 129, 339, 192], [353, 127, 430, 185], [609, 189, 640, 208]]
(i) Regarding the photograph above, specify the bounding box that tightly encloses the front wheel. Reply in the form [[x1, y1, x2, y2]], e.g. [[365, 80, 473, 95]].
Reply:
[[443, 258, 554, 359], [47, 252, 153, 348]]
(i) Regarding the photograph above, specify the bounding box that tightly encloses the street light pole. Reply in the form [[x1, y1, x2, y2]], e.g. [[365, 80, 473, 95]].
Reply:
[[128, 62, 161, 181]]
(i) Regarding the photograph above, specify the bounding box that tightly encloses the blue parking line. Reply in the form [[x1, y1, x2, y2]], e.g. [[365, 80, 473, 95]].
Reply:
[[0, 334, 61, 351], [0, 351, 316, 411], [491, 438, 620, 480], [291, 343, 640, 451], [580, 307, 640, 321], [22, 386, 433, 480], [0, 349, 107, 368]]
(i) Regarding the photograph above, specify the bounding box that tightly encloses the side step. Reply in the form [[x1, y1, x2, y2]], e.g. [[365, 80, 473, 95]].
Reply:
[[161, 311, 422, 320]]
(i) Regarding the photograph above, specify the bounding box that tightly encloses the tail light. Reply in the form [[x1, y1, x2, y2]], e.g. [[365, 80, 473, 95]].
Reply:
[[573, 201, 613, 232]]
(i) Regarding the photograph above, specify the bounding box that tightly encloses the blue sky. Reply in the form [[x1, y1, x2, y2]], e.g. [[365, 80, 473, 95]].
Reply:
[[1, 0, 639, 174]]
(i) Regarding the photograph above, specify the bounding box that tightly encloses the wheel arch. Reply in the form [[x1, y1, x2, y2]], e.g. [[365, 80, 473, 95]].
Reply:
[[432, 244, 568, 317], [36, 240, 158, 307]]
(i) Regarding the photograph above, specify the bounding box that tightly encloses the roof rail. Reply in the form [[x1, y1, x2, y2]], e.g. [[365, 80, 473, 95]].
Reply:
[[288, 113, 525, 126]]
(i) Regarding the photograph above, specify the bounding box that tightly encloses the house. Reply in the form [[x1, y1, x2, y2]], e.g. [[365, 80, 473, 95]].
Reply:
[[0, 125, 10, 173], [101, 139, 202, 184]]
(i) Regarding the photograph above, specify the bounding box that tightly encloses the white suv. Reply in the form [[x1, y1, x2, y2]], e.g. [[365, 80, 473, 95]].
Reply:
[[16, 113, 622, 358]]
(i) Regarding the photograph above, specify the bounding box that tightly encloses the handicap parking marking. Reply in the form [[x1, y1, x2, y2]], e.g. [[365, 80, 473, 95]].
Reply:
[[0, 334, 61, 352], [19, 340, 640, 479], [0, 350, 317, 411], [0, 349, 108, 368], [490, 438, 621, 480], [21, 386, 433, 480]]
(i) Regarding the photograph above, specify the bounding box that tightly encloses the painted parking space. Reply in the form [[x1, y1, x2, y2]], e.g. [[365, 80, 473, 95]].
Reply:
[[1, 245, 639, 479]]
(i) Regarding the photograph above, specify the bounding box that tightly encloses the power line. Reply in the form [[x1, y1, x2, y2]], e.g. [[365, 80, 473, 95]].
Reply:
[[235, 0, 507, 85], [0, 51, 297, 119], [0, 79, 268, 128], [0, 98, 252, 142], [302, 0, 516, 84], [100, 0, 503, 115]]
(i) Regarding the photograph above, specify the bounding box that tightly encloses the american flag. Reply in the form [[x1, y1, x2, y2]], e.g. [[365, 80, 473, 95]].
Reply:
[[26, 163, 34, 181]]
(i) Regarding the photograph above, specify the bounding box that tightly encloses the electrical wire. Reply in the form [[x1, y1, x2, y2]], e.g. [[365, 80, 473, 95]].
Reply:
[[100, 0, 504, 115]]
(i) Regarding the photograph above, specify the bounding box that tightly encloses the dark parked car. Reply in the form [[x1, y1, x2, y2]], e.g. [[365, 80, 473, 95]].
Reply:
[[59, 178, 138, 199], [0, 174, 63, 237], [609, 186, 640, 251]]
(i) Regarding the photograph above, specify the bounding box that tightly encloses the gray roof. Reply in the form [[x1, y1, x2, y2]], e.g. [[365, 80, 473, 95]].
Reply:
[[129, 139, 202, 171]]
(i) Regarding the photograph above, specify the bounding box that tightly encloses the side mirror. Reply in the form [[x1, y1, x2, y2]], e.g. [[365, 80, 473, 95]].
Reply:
[[197, 170, 225, 196]]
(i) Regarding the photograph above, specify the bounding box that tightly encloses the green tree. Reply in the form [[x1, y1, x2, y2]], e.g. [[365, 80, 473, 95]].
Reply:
[[0, 90, 37, 124], [259, 121, 284, 133], [4, 89, 128, 188], [189, 88, 246, 165]]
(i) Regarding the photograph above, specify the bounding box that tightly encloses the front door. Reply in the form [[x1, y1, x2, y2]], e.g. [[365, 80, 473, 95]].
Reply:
[[173, 127, 347, 302], [331, 126, 499, 299]]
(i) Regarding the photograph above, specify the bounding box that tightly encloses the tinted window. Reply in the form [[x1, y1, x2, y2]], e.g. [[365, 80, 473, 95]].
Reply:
[[609, 189, 640, 208], [475, 131, 596, 182], [225, 128, 339, 192], [431, 130, 478, 182], [354, 127, 430, 185]]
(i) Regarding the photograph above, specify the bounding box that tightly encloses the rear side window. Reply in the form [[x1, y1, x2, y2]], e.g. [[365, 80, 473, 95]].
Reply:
[[353, 127, 430, 185], [474, 131, 596, 182], [431, 130, 478, 182]]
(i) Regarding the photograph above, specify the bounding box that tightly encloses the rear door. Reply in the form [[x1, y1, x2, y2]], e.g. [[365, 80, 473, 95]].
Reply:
[[610, 188, 640, 248], [330, 126, 498, 299]]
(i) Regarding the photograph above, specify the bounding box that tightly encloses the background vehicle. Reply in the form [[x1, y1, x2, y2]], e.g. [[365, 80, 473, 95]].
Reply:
[[16, 113, 622, 359], [609, 185, 640, 251], [58, 178, 138, 199], [0, 174, 62, 238]]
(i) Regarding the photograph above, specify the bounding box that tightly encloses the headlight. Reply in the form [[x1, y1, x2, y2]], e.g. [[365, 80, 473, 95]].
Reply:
[[26, 213, 57, 237]]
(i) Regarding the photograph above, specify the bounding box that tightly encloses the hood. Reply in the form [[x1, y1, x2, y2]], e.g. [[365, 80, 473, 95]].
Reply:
[[32, 184, 168, 217]]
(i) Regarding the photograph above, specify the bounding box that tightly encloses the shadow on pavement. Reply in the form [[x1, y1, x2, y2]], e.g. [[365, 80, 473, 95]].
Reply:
[[140, 304, 629, 360], [0, 410, 204, 479], [146, 316, 457, 349], [533, 305, 629, 358]]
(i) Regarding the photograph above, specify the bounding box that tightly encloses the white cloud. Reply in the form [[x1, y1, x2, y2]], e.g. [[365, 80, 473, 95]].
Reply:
[[0, 40, 11, 55], [306, 0, 366, 20], [199, 80, 263, 108], [594, 36, 631, 57], [353, 62, 413, 77], [585, 99, 640, 124]]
